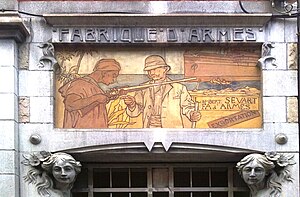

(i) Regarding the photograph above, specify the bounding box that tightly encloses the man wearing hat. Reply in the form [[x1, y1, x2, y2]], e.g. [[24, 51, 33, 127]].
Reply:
[[123, 55, 201, 128], [59, 59, 121, 128]]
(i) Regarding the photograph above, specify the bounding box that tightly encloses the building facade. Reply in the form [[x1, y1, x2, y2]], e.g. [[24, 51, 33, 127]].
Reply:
[[0, 0, 298, 196]]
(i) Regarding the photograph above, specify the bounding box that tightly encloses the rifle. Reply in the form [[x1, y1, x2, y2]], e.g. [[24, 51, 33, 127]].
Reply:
[[106, 77, 197, 99]]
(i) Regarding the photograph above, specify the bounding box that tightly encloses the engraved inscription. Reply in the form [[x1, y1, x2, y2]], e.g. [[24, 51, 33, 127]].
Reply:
[[53, 27, 260, 43]]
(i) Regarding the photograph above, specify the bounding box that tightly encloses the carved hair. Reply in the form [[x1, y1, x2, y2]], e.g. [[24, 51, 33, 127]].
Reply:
[[41, 152, 81, 175], [38, 153, 81, 195], [237, 154, 275, 175], [35, 171, 54, 197], [22, 152, 82, 197], [236, 154, 282, 197]]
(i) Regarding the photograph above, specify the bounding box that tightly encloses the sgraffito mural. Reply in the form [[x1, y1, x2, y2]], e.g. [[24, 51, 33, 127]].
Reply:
[[55, 46, 261, 129]]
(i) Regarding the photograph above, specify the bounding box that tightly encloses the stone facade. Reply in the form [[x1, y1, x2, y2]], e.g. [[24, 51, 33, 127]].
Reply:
[[0, 0, 299, 196]]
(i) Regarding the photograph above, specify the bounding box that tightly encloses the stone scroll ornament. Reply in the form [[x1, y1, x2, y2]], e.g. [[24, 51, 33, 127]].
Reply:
[[236, 152, 295, 197], [38, 42, 58, 69], [257, 42, 277, 68], [21, 151, 81, 197]]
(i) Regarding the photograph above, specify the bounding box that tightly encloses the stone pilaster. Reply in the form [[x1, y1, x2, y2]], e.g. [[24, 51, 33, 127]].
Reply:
[[0, 12, 29, 197]]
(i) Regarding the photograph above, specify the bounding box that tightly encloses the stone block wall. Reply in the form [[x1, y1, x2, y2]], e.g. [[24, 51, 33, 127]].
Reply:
[[0, 40, 20, 196], [0, 0, 298, 196]]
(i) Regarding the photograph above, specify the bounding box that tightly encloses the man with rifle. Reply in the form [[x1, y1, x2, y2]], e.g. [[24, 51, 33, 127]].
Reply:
[[122, 55, 201, 128], [59, 59, 121, 128]]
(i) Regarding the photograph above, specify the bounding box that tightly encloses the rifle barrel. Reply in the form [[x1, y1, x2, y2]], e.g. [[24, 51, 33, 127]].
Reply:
[[159, 77, 197, 85], [121, 77, 197, 91]]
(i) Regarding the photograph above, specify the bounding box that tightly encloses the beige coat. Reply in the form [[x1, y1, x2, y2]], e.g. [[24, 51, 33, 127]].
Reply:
[[126, 78, 196, 128]]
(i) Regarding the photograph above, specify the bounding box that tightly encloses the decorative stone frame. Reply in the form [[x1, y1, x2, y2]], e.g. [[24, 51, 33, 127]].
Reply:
[[30, 13, 281, 151]]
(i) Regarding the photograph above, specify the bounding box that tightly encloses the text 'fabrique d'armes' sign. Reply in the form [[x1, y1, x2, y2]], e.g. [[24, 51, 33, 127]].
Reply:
[[52, 27, 263, 43]]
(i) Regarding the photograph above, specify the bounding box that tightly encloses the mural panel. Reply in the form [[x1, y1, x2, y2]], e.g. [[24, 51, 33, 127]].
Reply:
[[55, 46, 261, 129]]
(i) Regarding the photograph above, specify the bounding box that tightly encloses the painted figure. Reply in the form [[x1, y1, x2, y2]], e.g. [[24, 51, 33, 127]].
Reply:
[[123, 55, 201, 128], [22, 151, 82, 197], [236, 153, 295, 197], [59, 59, 121, 128]]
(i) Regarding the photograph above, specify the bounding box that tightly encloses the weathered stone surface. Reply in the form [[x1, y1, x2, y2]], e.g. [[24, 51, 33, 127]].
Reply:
[[287, 97, 298, 123], [0, 0, 18, 10], [0, 40, 17, 66], [30, 96, 53, 123], [29, 17, 52, 43], [263, 70, 298, 96], [0, 66, 17, 93], [263, 96, 286, 122], [19, 70, 53, 96], [0, 121, 17, 149], [167, 1, 271, 13], [288, 43, 298, 70], [266, 122, 299, 151], [0, 94, 17, 120], [0, 151, 17, 174], [18, 43, 29, 70], [0, 175, 19, 197], [19, 96, 30, 123], [285, 18, 297, 42], [19, 122, 278, 153], [19, 1, 271, 14], [265, 19, 285, 43]]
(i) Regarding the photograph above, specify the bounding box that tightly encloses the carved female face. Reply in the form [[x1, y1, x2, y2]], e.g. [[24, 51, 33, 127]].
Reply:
[[242, 159, 266, 185], [52, 159, 76, 184]]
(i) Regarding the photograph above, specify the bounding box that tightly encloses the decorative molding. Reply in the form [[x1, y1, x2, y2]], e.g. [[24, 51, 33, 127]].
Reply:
[[22, 151, 81, 197], [257, 42, 277, 68], [44, 13, 272, 27], [61, 142, 256, 163], [0, 12, 30, 42], [37, 42, 58, 69], [237, 152, 295, 197], [65, 142, 255, 154]]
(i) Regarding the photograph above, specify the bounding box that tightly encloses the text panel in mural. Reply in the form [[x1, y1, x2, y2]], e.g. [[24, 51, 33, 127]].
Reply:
[[55, 46, 261, 129]]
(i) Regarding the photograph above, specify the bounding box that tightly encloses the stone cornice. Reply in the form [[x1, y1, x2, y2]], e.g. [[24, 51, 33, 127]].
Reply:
[[43, 13, 272, 27], [0, 12, 30, 42]]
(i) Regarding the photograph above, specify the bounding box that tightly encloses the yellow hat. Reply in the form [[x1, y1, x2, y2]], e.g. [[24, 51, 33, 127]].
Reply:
[[93, 59, 121, 71], [144, 55, 170, 71]]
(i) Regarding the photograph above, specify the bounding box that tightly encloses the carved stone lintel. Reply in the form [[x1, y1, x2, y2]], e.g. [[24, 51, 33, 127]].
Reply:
[[22, 151, 81, 197], [237, 152, 295, 197]]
